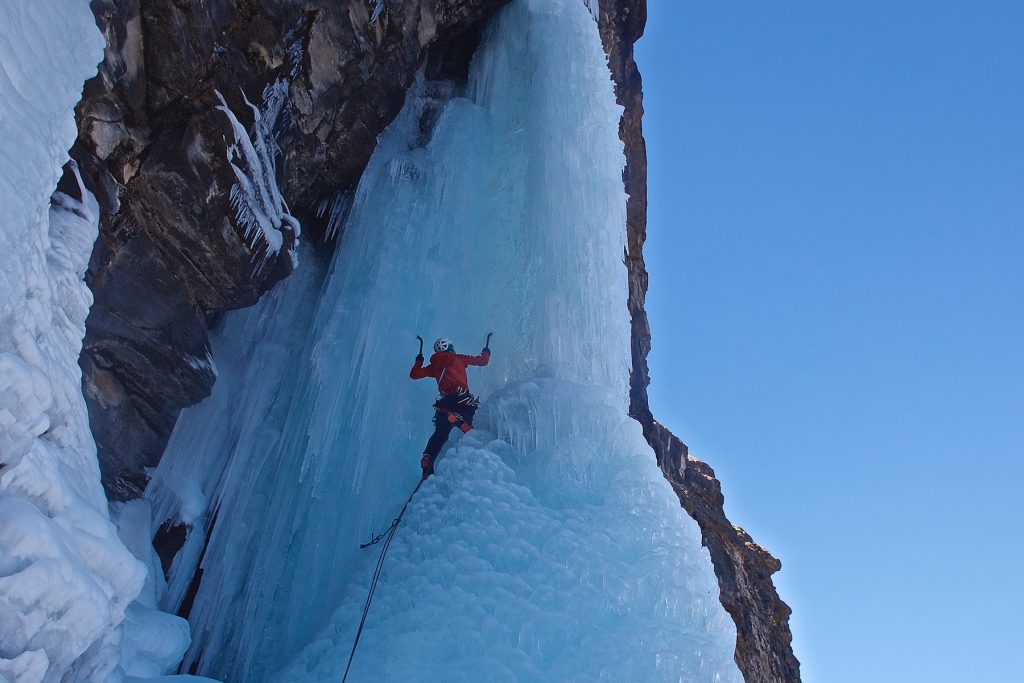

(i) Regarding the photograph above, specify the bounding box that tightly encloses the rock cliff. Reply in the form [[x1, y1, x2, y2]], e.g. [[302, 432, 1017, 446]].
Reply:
[[596, 1, 801, 680], [73, 0, 508, 500], [70, 0, 799, 679]]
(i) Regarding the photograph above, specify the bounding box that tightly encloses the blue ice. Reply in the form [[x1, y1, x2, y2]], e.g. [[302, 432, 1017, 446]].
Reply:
[[145, 0, 741, 680]]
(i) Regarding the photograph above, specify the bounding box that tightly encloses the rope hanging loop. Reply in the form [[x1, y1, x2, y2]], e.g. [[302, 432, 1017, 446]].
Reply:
[[342, 478, 424, 682]]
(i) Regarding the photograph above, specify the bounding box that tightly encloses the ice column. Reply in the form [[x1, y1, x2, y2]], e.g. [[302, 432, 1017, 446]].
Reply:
[[147, 0, 741, 681]]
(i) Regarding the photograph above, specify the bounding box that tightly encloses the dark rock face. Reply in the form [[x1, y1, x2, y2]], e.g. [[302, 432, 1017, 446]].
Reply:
[[72, 0, 799, 677], [672, 447, 802, 682], [596, 1, 802, 680], [74, 0, 508, 499]]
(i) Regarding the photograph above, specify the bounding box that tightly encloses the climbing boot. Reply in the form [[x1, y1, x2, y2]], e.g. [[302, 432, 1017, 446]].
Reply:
[[459, 422, 472, 433]]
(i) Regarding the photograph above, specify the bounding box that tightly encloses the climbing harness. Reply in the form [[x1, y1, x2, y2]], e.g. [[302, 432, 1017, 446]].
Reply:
[[341, 478, 424, 683]]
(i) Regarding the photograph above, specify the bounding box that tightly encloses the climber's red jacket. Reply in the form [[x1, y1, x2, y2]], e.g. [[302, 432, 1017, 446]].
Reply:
[[410, 349, 490, 394]]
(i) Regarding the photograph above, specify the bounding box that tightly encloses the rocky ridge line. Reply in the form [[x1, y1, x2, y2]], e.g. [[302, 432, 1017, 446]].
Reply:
[[597, 1, 802, 680]]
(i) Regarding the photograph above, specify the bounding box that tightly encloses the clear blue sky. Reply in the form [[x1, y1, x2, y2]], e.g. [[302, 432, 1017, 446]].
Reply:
[[636, 2, 1023, 681]]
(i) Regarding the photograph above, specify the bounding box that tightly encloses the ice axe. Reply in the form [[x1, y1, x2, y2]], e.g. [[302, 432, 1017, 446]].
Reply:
[[483, 332, 492, 352], [416, 335, 424, 357]]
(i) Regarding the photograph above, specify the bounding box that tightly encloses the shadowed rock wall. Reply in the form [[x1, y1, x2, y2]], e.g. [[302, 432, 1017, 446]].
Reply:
[[73, 0, 507, 499]]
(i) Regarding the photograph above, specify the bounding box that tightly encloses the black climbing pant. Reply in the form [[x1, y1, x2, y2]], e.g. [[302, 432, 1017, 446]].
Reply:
[[421, 390, 479, 476]]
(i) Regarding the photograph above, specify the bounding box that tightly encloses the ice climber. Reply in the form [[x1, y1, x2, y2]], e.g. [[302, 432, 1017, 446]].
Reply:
[[410, 336, 490, 479]]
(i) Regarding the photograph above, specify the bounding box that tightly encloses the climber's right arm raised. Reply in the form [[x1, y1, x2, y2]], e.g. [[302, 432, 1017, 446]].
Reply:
[[409, 354, 436, 380]]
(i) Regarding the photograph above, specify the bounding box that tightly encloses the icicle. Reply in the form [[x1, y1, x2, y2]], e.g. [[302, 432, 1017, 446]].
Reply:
[[370, 0, 386, 24], [148, 0, 741, 681], [215, 82, 300, 275], [314, 191, 355, 240]]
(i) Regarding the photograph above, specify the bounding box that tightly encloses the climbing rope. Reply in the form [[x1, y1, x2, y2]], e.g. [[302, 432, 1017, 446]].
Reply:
[[341, 478, 425, 683]]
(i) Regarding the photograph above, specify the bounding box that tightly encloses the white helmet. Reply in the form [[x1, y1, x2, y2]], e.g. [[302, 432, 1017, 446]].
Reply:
[[433, 337, 453, 353]]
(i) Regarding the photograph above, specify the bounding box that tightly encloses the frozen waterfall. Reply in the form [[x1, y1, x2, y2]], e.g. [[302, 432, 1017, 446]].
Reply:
[[146, 0, 742, 681]]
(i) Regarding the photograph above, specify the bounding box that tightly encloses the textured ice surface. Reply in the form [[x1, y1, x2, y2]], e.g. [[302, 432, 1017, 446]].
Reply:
[[148, 0, 741, 681], [147, 241, 330, 620], [0, 3, 142, 680], [279, 379, 737, 682], [0, 4, 202, 681]]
